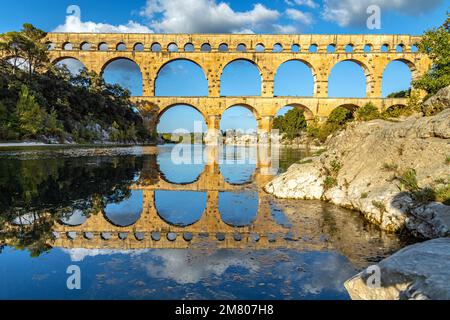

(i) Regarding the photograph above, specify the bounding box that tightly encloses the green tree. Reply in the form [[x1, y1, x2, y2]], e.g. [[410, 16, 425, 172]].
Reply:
[[15, 85, 44, 137], [0, 24, 49, 78], [273, 108, 307, 139], [327, 107, 354, 126], [413, 13, 450, 95], [356, 103, 380, 121]]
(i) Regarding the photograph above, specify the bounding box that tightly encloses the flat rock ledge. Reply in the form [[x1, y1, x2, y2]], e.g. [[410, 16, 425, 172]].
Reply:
[[344, 238, 450, 300], [265, 109, 450, 239]]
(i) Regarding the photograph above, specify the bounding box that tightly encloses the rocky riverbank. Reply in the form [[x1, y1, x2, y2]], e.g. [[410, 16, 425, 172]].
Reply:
[[265, 108, 450, 239], [264, 88, 450, 299]]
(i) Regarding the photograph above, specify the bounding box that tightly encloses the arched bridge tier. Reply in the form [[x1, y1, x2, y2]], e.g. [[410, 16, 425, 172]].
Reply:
[[131, 96, 409, 132], [45, 33, 431, 132]]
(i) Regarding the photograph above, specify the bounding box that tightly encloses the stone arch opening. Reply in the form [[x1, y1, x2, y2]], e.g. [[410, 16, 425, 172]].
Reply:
[[220, 59, 262, 96], [98, 42, 108, 51], [219, 191, 258, 226], [155, 191, 206, 227], [274, 60, 315, 97], [291, 44, 300, 53], [273, 43, 283, 53], [46, 41, 56, 51], [275, 104, 315, 121], [156, 136, 206, 184], [309, 44, 318, 53], [384, 104, 409, 117], [218, 43, 229, 52], [54, 57, 86, 76], [104, 190, 143, 227], [151, 42, 162, 52], [345, 44, 354, 53], [157, 103, 207, 134], [80, 42, 91, 51], [237, 43, 247, 52], [168, 43, 178, 52], [155, 59, 208, 97], [133, 43, 144, 51], [102, 57, 143, 96], [382, 59, 414, 97], [327, 44, 336, 53], [62, 42, 73, 51], [184, 43, 195, 52], [201, 43, 211, 52], [328, 59, 369, 98], [116, 42, 126, 51], [255, 43, 265, 52], [364, 44, 372, 53], [59, 209, 88, 227]]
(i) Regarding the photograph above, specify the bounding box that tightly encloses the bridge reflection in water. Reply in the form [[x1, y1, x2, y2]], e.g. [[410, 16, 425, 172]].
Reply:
[[50, 145, 316, 251]]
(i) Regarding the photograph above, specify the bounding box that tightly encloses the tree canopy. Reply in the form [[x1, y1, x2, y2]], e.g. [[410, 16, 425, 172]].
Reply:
[[0, 24, 150, 143], [413, 13, 450, 95]]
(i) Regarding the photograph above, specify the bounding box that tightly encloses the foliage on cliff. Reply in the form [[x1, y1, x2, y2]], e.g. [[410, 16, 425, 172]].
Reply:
[[0, 24, 151, 143], [413, 13, 450, 96]]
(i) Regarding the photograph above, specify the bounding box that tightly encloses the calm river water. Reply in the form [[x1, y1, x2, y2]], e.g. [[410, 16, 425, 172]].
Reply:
[[0, 145, 408, 300]]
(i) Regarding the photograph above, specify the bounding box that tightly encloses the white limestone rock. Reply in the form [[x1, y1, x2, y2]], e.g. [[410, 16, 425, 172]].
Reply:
[[345, 238, 450, 300]]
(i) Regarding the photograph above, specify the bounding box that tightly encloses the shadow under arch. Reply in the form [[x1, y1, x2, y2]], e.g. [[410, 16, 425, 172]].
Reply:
[[219, 191, 259, 227], [220, 58, 262, 96], [155, 58, 209, 97], [335, 103, 360, 112], [154, 190, 207, 227], [103, 190, 143, 227], [274, 59, 317, 97], [328, 58, 372, 97]]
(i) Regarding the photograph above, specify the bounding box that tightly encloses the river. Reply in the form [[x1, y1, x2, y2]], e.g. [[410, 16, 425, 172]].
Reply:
[[0, 144, 409, 300]]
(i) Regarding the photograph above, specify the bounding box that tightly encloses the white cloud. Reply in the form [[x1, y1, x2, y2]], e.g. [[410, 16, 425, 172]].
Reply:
[[322, 0, 443, 27], [288, 0, 319, 9], [286, 9, 314, 25], [53, 15, 153, 33], [139, 0, 293, 34]]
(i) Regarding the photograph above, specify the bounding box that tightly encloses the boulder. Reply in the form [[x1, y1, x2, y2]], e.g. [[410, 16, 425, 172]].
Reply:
[[423, 85, 450, 115], [345, 238, 450, 300]]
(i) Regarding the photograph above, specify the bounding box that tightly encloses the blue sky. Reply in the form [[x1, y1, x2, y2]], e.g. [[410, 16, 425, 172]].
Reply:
[[1, 0, 448, 132]]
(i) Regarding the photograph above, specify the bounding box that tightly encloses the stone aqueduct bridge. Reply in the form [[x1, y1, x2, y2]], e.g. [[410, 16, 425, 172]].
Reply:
[[45, 33, 431, 133]]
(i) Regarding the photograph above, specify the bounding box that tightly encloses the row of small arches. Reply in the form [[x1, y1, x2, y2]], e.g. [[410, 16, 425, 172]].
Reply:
[[55, 230, 282, 243], [50, 41, 419, 54]]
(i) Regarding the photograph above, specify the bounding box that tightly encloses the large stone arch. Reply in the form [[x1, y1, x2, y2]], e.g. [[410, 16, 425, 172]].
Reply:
[[224, 103, 261, 121], [274, 59, 317, 96], [101, 57, 143, 96], [100, 56, 142, 75], [328, 58, 372, 97], [154, 58, 209, 96], [274, 103, 315, 121], [158, 103, 208, 124], [219, 58, 263, 96]]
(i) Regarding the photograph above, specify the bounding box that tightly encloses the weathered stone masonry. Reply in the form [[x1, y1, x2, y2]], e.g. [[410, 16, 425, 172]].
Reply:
[[45, 33, 432, 134]]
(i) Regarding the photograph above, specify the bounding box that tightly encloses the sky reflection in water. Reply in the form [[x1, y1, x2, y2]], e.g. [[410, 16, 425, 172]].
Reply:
[[0, 145, 406, 300]]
